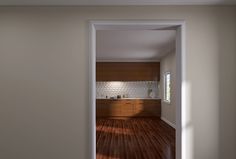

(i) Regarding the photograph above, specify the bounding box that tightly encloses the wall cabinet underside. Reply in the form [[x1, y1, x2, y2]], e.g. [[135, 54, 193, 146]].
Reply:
[[96, 62, 160, 81], [96, 99, 161, 117]]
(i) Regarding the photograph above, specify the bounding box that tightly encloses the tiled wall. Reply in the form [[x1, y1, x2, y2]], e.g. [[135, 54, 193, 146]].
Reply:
[[96, 81, 159, 98]]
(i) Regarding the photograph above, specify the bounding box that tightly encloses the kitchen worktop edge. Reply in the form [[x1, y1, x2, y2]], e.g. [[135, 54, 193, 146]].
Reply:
[[96, 98, 161, 100]]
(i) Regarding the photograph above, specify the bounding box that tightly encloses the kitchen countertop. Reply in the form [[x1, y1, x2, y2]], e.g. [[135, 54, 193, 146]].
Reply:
[[96, 98, 161, 100]]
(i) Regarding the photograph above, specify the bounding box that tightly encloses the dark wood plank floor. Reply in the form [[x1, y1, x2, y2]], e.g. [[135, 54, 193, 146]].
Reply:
[[96, 118, 175, 159]]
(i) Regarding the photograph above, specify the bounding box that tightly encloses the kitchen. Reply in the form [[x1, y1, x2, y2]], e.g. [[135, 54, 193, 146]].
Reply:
[[96, 62, 161, 118], [96, 30, 176, 159]]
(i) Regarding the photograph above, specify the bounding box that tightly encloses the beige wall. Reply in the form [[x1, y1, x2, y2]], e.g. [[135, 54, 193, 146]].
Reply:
[[0, 6, 235, 159], [160, 50, 176, 126]]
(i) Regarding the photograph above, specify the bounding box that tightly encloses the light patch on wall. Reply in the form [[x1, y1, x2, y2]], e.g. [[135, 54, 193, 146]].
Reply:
[[108, 81, 123, 88], [182, 81, 194, 159]]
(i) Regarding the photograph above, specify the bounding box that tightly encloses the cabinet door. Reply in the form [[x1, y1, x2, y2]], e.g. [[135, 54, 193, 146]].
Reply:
[[134, 99, 145, 115], [143, 100, 161, 116], [151, 62, 160, 81], [109, 100, 121, 116], [97, 105, 110, 117], [120, 100, 134, 116], [134, 99, 161, 117]]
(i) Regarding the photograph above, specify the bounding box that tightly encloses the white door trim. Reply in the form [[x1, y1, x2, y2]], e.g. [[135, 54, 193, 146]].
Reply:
[[89, 20, 186, 159]]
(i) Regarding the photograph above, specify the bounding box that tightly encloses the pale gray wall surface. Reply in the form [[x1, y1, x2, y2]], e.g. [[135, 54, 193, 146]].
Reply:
[[218, 8, 236, 159], [160, 51, 176, 125], [0, 6, 235, 159]]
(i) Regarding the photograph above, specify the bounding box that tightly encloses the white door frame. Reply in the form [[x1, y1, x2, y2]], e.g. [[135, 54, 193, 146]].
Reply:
[[89, 20, 186, 159]]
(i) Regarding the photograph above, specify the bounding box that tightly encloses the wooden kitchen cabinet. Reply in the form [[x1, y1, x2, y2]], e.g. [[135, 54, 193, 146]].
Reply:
[[109, 100, 121, 116], [96, 62, 160, 81], [96, 99, 109, 116], [120, 100, 134, 116], [134, 99, 161, 116], [96, 99, 161, 117], [96, 99, 121, 117]]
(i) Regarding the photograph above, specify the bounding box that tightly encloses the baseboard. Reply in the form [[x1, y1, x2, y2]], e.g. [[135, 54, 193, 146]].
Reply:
[[161, 117, 176, 129]]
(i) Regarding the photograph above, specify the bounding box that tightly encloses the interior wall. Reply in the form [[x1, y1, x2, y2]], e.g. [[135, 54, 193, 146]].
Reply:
[[0, 6, 236, 159], [160, 50, 176, 126]]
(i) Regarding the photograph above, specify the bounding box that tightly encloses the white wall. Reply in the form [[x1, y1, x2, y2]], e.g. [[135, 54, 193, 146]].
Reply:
[[160, 50, 176, 126], [0, 6, 236, 159]]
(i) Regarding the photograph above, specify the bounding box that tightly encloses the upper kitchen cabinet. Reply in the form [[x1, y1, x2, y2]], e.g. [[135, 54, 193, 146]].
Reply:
[[96, 62, 160, 81]]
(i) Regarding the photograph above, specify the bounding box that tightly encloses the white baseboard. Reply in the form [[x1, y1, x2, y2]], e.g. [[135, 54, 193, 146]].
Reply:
[[161, 117, 176, 129]]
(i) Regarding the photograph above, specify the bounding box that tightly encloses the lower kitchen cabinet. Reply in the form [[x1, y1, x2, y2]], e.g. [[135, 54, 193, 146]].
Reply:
[[135, 99, 161, 116], [96, 99, 161, 117], [120, 100, 135, 116]]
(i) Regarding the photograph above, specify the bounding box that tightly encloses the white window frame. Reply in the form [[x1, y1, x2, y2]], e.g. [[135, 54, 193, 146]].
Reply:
[[164, 72, 171, 104]]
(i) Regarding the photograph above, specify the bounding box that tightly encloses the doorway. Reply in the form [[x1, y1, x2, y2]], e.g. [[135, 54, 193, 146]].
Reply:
[[89, 20, 186, 159]]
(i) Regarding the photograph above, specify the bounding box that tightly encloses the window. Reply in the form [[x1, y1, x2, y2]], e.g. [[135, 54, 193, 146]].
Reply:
[[164, 72, 171, 103]]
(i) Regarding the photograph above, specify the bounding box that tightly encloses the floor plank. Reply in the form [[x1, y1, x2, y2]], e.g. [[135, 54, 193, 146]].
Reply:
[[96, 118, 175, 159]]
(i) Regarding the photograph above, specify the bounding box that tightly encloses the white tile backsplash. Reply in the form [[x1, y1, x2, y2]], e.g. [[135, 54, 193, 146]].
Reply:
[[96, 81, 159, 98]]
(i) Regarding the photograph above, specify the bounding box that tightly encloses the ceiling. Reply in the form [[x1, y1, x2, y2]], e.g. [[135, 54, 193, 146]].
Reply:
[[0, 0, 236, 5], [96, 30, 176, 62]]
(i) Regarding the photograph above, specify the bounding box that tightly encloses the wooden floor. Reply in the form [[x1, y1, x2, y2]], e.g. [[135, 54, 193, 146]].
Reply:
[[96, 118, 175, 159]]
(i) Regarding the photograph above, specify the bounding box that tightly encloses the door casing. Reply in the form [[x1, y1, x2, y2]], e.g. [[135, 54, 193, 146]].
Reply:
[[88, 20, 186, 159]]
